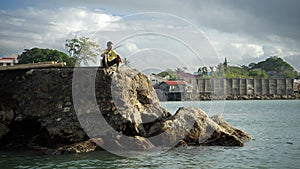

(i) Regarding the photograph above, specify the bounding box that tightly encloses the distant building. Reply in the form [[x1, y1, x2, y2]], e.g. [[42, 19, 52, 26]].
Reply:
[[154, 80, 191, 101], [149, 74, 169, 85], [176, 72, 195, 83], [294, 79, 300, 94], [176, 72, 198, 95], [0, 57, 18, 66]]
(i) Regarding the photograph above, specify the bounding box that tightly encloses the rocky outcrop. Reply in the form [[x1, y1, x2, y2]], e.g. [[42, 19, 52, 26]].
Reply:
[[0, 67, 251, 154]]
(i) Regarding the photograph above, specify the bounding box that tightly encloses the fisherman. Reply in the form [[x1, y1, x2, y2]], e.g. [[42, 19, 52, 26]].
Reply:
[[101, 41, 122, 71]]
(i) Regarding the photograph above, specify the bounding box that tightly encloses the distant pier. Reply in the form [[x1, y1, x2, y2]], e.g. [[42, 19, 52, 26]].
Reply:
[[155, 78, 298, 101], [196, 78, 297, 100]]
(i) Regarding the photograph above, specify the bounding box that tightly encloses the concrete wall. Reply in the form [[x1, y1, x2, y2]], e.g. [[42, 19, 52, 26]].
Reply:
[[196, 78, 295, 98]]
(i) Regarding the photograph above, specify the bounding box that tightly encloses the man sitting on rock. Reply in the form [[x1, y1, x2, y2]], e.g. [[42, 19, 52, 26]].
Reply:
[[101, 41, 122, 72]]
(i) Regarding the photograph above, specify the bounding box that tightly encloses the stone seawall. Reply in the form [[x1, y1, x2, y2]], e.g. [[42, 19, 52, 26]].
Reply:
[[0, 67, 251, 155], [195, 78, 298, 101], [0, 68, 87, 150]]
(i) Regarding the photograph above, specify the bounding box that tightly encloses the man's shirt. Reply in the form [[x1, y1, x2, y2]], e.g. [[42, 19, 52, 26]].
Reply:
[[106, 49, 118, 62]]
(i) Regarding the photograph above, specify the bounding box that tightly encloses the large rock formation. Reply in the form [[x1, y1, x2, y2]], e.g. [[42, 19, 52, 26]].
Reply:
[[0, 67, 251, 154]]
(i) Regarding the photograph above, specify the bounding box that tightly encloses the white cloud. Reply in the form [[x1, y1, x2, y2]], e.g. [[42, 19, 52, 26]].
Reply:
[[231, 43, 264, 58], [0, 7, 119, 55], [205, 27, 300, 70], [1, 1, 300, 72]]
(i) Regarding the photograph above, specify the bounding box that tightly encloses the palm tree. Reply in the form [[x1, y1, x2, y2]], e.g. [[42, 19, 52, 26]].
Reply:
[[123, 57, 130, 67]]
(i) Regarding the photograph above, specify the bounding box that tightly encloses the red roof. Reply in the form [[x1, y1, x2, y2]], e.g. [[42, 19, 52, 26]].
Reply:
[[164, 80, 188, 85], [0, 57, 15, 60]]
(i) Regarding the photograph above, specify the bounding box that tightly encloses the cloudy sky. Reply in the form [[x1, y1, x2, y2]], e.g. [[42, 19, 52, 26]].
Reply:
[[1, 0, 299, 73]]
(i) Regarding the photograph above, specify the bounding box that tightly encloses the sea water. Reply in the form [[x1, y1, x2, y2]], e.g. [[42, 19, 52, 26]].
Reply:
[[0, 100, 299, 169]]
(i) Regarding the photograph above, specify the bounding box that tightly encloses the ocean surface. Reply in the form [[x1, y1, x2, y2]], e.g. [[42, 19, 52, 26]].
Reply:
[[1, 100, 299, 169]]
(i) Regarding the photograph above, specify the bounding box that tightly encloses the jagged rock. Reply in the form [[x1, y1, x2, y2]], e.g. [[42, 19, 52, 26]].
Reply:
[[210, 115, 252, 143], [0, 67, 251, 154], [147, 107, 251, 147], [29, 138, 103, 155], [94, 67, 171, 137]]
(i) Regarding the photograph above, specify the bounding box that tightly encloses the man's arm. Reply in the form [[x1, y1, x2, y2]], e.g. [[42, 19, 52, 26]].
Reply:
[[101, 49, 109, 57]]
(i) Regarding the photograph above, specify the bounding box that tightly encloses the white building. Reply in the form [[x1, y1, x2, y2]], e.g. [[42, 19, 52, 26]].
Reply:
[[0, 57, 18, 66]]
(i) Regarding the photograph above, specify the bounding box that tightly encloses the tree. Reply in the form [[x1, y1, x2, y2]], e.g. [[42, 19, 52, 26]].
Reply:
[[250, 56, 297, 78], [223, 57, 229, 68], [248, 62, 256, 69], [158, 68, 178, 80], [65, 36, 100, 66], [224, 66, 249, 78], [196, 67, 202, 75], [17, 48, 75, 67], [239, 64, 250, 70], [202, 66, 208, 76], [123, 57, 130, 67], [175, 67, 187, 73], [249, 69, 267, 78]]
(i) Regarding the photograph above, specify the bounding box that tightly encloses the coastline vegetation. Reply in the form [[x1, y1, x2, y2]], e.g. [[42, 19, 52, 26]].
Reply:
[[159, 56, 298, 79], [17, 48, 76, 67]]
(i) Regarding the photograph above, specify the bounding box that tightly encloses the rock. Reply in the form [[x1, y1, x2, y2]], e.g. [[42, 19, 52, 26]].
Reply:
[[147, 107, 250, 147], [94, 67, 171, 137], [241, 95, 249, 100], [102, 134, 155, 151], [254, 95, 262, 100], [52, 138, 102, 155], [226, 95, 234, 100], [0, 67, 251, 154], [210, 115, 252, 143]]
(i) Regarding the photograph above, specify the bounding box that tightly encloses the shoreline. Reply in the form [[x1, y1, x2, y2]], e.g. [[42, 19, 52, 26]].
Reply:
[[198, 94, 299, 101]]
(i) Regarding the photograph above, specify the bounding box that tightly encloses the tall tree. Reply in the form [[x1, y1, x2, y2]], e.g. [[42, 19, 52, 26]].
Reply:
[[223, 57, 229, 68], [202, 67, 208, 76], [249, 69, 268, 78], [159, 68, 178, 80], [65, 36, 100, 66], [196, 67, 202, 74], [17, 48, 75, 67], [123, 57, 131, 67]]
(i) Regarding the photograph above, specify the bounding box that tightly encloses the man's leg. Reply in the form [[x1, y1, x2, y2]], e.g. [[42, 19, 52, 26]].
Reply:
[[116, 55, 122, 71], [102, 56, 108, 68], [108, 58, 120, 71]]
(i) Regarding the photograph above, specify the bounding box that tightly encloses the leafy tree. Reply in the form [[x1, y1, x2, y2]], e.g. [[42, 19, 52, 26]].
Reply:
[[159, 68, 178, 80], [250, 56, 297, 78], [17, 48, 75, 67], [175, 67, 187, 73], [248, 62, 256, 69], [249, 69, 268, 78], [123, 57, 131, 67], [239, 64, 250, 70], [197, 67, 202, 74], [195, 66, 209, 77], [202, 67, 208, 76], [65, 36, 100, 66], [224, 66, 249, 78]]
